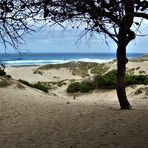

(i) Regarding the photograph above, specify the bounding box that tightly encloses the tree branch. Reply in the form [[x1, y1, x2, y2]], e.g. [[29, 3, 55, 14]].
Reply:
[[134, 12, 148, 20]]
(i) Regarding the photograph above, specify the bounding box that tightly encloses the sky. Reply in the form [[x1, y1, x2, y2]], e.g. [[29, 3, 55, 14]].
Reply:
[[0, 24, 148, 54]]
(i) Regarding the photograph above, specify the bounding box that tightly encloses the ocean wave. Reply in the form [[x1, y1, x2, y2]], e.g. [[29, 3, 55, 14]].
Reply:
[[4, 58, 113, 66], [76, 58, 113, 63]]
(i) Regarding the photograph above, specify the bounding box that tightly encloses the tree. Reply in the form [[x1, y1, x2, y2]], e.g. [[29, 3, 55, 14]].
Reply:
[[37, 0, 148, 109], [0, 0, 148, 109]]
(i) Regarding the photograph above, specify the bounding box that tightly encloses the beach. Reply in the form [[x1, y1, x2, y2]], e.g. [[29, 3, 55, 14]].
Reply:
[[1, 57, 148, 148]]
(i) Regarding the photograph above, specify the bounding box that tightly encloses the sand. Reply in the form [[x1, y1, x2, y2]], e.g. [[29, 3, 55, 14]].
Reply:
[[1, 61, 148, 148], [5, 67, 82, 83]]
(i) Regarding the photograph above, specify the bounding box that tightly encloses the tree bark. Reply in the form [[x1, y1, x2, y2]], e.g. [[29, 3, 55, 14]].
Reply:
[[116, 43, 131, 109]]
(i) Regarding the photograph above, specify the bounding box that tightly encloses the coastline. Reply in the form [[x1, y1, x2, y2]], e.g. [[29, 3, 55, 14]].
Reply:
[[1, 52, 147, 67]]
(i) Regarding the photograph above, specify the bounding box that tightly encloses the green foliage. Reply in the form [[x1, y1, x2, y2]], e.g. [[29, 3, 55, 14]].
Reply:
[[91, 63, 109, 75], [18, 79, 48, 93], [33, 70, 43, 75], [67, 82, 80, 93], [139, 70, 146, 74], [144, 79, 148, 85], [67, 70, 148, 93], [94, 70, 117, 89], [127, 68, 135, 75], [125, 75, 148, 86], [18, 79, 32, 87], [57, 81, 66, 87], [35, 61, 109, 77], [80, 80, 95, 92], [32, 82, 49, 93]]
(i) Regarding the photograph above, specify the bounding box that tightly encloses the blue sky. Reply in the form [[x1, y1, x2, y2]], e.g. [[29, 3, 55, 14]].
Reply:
[[0, 26, 148, 53]]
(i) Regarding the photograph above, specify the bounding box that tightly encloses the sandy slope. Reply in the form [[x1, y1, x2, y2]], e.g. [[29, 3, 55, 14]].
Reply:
[[107, 61, 148, 75], [0, 80, 148, 148], [5, 67, 82, 83]]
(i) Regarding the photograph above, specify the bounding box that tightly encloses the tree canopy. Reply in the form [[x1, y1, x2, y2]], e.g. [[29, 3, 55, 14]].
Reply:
[[0, 1, 148, 48]]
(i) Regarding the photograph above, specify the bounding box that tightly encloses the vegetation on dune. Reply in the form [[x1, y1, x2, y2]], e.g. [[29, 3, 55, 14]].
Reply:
[[0, 69, 6, 76], [91, 63, 110, 75], [0, 68, 12, 87], [0, 68, 11, 79], [67, 82, 80, 93], [32, 82, 49, 93], [125, 75, 148, 86], [94, 70, 117, 89], [18, 79, 49, 93], [18, 79, 31, 87], [129, 58, 144, 62], [67, 70, 148, 93], [41, 80, 67, 89], [34, 61, 110, 77], [129, 55, 148, 62], [80, 80, 95, 93], [139, 71, 146, 75]]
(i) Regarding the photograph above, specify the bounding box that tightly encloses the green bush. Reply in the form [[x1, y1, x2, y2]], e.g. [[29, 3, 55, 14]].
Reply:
[[18, 79, 48, 93], [80, 80, 95, 92], [144, 79, 148, 85], [94, 70, 117, 89], [125, 75, 148, 86], [67, 70, 148, 93], [67, 82, 80, 93], [0, 69, 6, 76], [32, 82, 48, 93], [18, 79, 32, 87]]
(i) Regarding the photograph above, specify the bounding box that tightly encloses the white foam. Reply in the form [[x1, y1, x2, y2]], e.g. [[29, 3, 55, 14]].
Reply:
[[4, 58, 113, 66]]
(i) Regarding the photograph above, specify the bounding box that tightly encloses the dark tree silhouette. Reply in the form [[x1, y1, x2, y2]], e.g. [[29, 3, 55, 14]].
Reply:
[[0, 0, 148, 109], [0, 0, 40, 50]]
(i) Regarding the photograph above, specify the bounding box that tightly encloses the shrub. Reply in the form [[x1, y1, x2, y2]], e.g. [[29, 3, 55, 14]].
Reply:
[[18, 79, 48, 93], [125, 75, 148, 86], [144, 79, 148, 85], [32, 82, 48, 93], [80, 80, 95, 92], [18, 79, 31, 87], [94, 70, 117, 89], [80, 84, 90, 92], [80, 82, 90, 92], [5, 75, 11, 79], [0, 69, 6, 76], [67, 82, 80, 93], [66, 70, 148, 93]]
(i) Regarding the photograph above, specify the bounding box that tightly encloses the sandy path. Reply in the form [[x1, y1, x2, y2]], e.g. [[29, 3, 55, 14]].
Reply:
[[1, 84, 148, 148]]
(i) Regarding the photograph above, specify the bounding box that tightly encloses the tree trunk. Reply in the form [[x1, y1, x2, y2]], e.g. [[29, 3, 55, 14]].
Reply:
[[116, 44, 131, 110]]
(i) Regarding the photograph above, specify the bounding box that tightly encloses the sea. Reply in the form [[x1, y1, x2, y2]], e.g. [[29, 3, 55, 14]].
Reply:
[[0, 52, 146, 67]]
